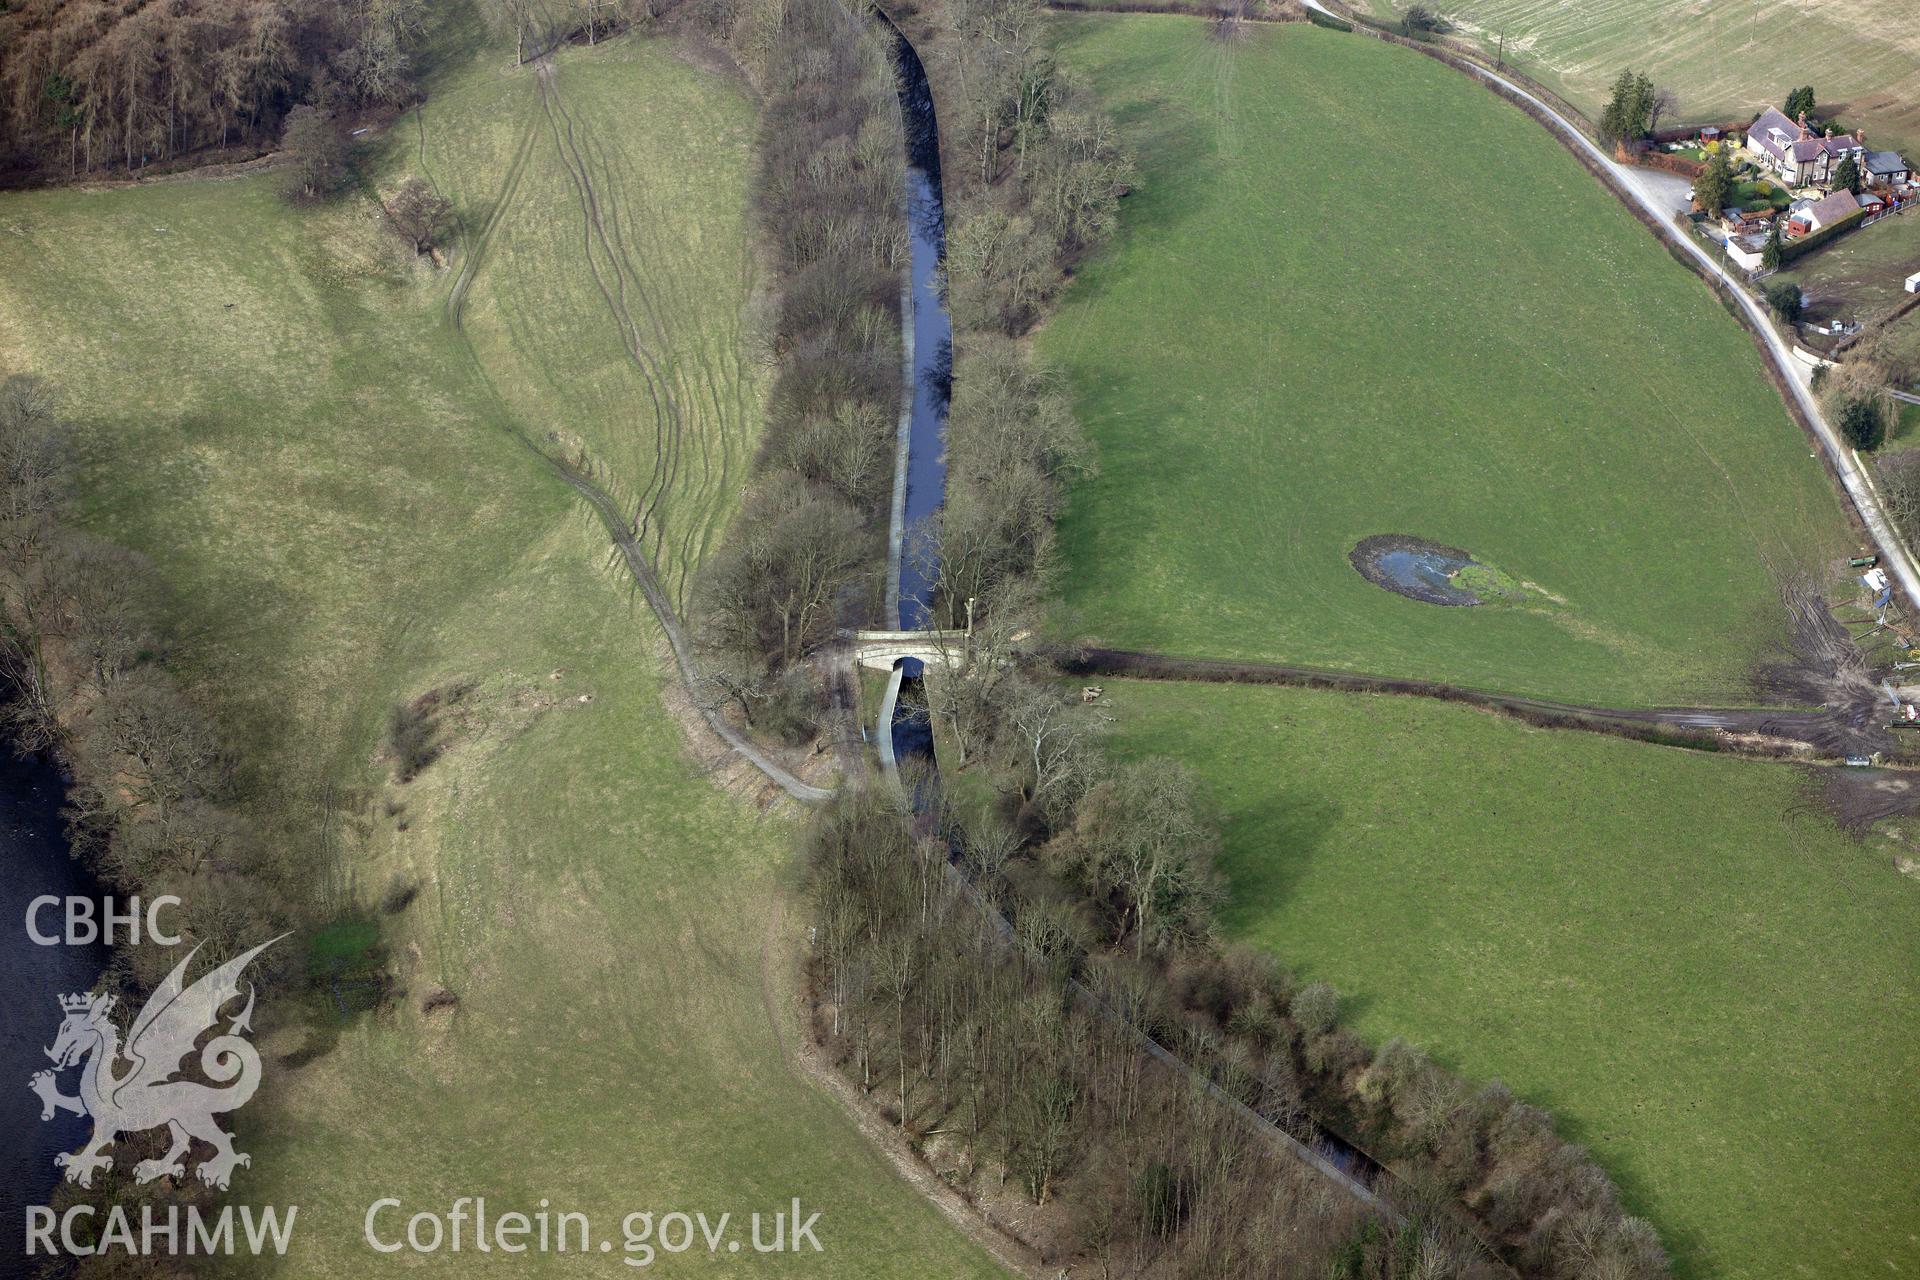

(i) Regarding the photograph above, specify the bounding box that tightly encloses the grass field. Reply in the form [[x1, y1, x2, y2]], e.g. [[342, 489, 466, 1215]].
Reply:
[[1781, 213, 1920, 329], [1039, 16, 1851, 707], [404, 32, 766, 606], [0, 13, 999, 1277], [1354, 0, 1920, 160], [1101, 678, 1920, 1280]]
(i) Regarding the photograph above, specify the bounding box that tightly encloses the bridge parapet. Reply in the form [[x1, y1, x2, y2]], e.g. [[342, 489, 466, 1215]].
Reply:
[[845, 629, 970, 670]]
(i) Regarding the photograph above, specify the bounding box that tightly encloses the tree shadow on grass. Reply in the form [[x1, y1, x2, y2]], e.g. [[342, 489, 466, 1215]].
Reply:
[[1041, 20, 1226, 314], [1214, 782, 1341, 935]]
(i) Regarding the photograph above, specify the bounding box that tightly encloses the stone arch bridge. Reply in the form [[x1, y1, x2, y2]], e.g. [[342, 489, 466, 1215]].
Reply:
[[845, 629, 970, 669]]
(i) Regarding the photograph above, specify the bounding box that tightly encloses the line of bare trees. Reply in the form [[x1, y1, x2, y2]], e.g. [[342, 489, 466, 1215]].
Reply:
[[807, 675, 1669, 1277], [688, 0, 907, 739], [0, 0, 431, 182], [806, 783, 1505, 1277], [932, 0, 1134, 334], [495, 0, 664, 66], [0, 376, 291, 992], [803, 0, 1671, 1272]]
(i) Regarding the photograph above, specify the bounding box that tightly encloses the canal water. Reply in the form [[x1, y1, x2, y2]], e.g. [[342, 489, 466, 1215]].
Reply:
[[867, 17, 1396, 1209], [0, 751, 107, 1275], [876, 17, 953, 773], [887, 18, 953, 635]]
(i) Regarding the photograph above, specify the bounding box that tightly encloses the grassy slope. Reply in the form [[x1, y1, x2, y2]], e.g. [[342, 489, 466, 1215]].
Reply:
[[1105, 687, 1920, 1280], [1104, 679, 1920, 1280], [0, 22, 999, 1280], [1354, 0, 1920, 160], [1040, 16, 1850, 707], [421, 37, 765, 606]]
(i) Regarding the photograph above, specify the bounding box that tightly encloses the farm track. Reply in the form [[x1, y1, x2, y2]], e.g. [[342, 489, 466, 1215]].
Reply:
[[420, 55, 825, 803], [533, 58, 752, 611], [1061, 646, 1899, 759]]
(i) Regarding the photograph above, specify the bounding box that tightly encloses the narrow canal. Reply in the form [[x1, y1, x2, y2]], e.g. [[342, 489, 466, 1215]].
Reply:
[[879, 16, 951, 774], [887, 18, 951, 633]]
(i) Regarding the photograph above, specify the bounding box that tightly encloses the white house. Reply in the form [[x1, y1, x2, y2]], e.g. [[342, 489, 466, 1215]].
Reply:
[[1725, 236, 1766, 272], [1747, 108, 1866, 186], [1791, 188, 1861, 233], [1865, 150, 1911, 187]]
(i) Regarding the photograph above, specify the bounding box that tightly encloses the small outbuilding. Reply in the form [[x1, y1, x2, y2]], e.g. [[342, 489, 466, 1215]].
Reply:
[[1797, 189, 1858, 231], [1906, 271, 1920, 293], [1866, 150, 1911, 187], [1725, 236, 1767, 272]]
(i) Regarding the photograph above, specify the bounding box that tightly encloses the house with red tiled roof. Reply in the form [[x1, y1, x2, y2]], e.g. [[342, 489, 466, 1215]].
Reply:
[[1746, 108, 1865, 187]]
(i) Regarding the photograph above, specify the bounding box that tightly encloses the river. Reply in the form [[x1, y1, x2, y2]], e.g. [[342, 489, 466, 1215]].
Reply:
[[0, 752, 107, 1275]]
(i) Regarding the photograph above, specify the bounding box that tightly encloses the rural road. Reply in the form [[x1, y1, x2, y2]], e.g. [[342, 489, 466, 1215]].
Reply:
[[1302, 1, 1920, 618], [1894, 389, 1920, 407]]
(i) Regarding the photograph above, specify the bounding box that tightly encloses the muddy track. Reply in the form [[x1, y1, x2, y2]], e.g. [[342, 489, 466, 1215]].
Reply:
[[535, 65, 684, 564], [1060, 647, 1900, 759], [417, 68, 826, 804]]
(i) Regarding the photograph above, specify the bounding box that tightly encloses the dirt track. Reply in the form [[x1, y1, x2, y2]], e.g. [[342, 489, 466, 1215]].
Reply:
[[1058, 646, 1896, 759], [420, 57, 828, 804]]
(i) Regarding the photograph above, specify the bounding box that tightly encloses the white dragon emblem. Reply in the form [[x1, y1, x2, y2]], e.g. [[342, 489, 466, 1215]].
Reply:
[[29, 937, 282, 1190]]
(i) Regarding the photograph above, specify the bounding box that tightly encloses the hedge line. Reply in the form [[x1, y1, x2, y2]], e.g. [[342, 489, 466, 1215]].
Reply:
[[1780, 208, 1870, 263]]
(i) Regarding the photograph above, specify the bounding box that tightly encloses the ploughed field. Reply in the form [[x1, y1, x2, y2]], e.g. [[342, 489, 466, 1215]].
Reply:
[[1356, 0, 1920, 160], [1102, 678, 1920, 1280], [0, 11, 999, 1277], [1040, 15, 1851, 708]]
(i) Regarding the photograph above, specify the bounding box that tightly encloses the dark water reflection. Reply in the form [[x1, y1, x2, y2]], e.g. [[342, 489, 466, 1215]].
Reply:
[[0, 752, 106, 1275], [889, 24, 952, 630]]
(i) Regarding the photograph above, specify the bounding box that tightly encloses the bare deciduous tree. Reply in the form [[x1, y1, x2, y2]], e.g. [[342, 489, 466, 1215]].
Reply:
[[385, 176, 454, 254]]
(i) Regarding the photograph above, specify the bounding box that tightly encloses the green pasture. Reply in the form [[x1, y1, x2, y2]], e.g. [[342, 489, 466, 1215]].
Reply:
[[1103, 677, 1920, 1280], [0, 13, 996, 1277], [1041, 16, 1851, 706]]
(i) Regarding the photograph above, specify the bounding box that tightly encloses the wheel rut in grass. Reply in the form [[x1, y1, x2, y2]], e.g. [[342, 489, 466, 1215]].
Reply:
[[534, 58, 747, 609], [420, 56, 825, 803]]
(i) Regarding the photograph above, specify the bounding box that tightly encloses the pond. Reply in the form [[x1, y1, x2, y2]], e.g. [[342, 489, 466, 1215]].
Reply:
[[1350, 534, 1490, 606]]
